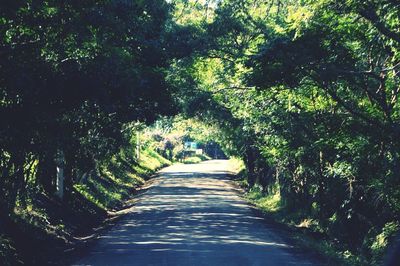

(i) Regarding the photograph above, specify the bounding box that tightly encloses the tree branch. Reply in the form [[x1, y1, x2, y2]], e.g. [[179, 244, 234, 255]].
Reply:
[[358, 7, 400, 44], [212, 86, 256, 93]]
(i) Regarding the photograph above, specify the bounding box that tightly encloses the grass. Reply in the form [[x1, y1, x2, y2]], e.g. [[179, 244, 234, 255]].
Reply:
[[228, 157, 246, 174], [142, 149, 171, 171], [182, 153, 210, 164], [1, 146, 171, 265], [74, 147, 171, 210], [247, 186, 282, 213], [243, 184, 364, 266]]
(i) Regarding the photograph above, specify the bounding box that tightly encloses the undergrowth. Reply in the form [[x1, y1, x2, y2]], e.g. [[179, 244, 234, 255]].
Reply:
[[182, 153, 210, 164], [74, 147, 170, 210], [243, 185, 388, 266], [1, 146, 170, 265]]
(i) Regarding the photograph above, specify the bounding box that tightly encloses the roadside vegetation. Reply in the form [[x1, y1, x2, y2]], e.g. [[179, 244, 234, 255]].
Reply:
[[0, 115, 219, 265], [182, 154, 211, 164], [245, 184, 362, 265], [1, 0, 399, 265], [167, 1, 400, 265], [0, 132, 171, 265]]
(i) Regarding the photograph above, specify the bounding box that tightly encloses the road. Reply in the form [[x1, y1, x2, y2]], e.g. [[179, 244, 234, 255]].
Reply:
[[73, 160, 320, 266]]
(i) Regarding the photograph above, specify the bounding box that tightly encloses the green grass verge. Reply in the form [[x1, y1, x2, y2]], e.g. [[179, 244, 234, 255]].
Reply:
[[228, 157, 246, 174], [74, 147, 171, 210], [0, 146, 171, 265], [244, 185, 365, 266], [182, 153, 210, 164]]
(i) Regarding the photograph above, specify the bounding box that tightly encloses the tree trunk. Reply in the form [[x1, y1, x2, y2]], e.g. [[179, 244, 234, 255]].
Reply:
[[37, 152, 56, 194], [245, 146, 256, 188], [55, 150, 65, 200], [136, 131, 141, 161]]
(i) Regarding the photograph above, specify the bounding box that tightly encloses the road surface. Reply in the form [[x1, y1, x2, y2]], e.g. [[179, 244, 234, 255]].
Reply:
[[73, 160, 319, 266]]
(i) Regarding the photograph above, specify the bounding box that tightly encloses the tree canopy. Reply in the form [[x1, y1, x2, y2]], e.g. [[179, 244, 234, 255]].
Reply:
[[1, 0, 399, 264], [167, 0, 400, 263]]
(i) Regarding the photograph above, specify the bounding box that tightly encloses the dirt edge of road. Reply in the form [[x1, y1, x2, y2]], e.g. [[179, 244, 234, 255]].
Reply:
[[55, 170, 166, 266], [65, 160, 327, 266]]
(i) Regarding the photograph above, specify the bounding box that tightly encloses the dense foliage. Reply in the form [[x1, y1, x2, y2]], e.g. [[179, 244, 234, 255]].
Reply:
[[0, 1, 177, 263], [169, 0, 400, 264], [1, 0, 399, 265], [0, 0, 173, 213]]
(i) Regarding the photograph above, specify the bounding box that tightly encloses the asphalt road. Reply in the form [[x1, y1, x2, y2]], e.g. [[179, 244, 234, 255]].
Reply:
[[73, 160, 320, 266]]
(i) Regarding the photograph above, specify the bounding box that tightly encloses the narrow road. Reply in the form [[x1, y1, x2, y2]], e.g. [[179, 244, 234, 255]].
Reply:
[[74, 160, 319, 266]]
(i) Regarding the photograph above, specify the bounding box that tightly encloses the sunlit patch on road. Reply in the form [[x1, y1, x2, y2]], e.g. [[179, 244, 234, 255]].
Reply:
[[74, 160, 319, 266]]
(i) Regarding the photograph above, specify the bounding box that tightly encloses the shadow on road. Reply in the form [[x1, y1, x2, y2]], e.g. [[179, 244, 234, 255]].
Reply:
[[73, 160, 319, 266]]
